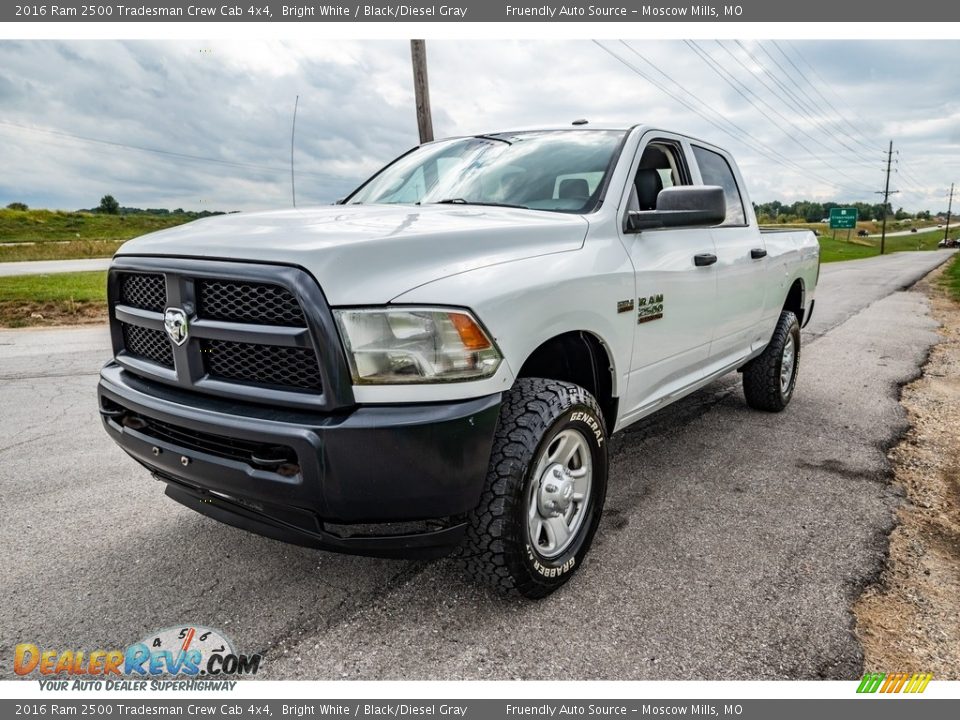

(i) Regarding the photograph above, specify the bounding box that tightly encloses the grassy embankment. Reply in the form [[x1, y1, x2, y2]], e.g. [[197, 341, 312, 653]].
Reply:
[[0, 208, 196, 327], [941, 252, 960, 302], [0, 208, 193, 262], [0, 271, 107, 328], [817, 226, 959, 263]]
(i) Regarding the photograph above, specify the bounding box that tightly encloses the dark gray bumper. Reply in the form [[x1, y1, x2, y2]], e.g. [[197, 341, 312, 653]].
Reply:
[[98, 362, 501, 558]]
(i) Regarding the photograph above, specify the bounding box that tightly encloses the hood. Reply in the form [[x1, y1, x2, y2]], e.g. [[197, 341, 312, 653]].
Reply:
[[117, 204, 590, 304]]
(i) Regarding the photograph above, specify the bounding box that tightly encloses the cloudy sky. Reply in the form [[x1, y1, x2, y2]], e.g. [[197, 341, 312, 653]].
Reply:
[[1, 39, 958, 213]]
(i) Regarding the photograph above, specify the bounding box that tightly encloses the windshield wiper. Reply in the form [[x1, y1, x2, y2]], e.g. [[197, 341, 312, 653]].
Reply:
[[433, 198, 528, 209], [474, 134, 513, 145]]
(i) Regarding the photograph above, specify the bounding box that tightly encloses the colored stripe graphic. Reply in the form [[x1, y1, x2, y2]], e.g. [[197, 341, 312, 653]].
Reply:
[[857, 672, 932, 694]]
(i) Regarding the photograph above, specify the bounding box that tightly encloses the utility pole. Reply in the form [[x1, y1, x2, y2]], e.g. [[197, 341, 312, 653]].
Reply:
[[410, 40, 434, 144], [946, 183, 955, 243], [290, 94, 299, 208], [875, 140, 899, 256]]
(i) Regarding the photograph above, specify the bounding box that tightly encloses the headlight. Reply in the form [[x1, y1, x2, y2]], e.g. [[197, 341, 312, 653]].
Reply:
[[333, 307, 502, 384]]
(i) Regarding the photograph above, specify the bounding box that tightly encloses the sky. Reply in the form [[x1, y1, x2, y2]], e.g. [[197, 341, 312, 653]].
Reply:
[[0, 39, 957, 213]]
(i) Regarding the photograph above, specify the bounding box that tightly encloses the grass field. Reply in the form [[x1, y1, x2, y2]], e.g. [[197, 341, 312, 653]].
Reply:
[[0, 208, 196, 263], [942, 253, 960, 302], [0, 271, 107, 327], [817, 227, 959, 263]]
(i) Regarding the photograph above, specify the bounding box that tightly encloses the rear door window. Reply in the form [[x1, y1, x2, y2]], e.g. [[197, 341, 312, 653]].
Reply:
[[692, 146, 747, 226]]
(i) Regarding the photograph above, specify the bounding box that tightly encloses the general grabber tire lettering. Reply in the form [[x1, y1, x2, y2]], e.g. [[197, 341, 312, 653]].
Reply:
[[742, 309, 801, 412], [460, 378, 608, 598]]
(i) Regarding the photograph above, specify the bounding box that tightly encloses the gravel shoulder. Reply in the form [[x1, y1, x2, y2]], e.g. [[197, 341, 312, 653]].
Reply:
[[854, 266, 960, 678]]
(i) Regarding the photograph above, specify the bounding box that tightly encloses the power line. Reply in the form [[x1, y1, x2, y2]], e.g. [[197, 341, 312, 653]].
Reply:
[[769, 40, 878, 154], [683, 40, 878, 187], [780, 41, 880, 151], [593, 40, 872, 197], [756, 41, 879, 161], [0, 120, 355, 183], [726, 40, 878, 167]]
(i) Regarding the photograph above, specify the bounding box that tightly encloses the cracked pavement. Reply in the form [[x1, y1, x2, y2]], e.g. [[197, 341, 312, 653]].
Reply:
[[0, 250, 954, 680]]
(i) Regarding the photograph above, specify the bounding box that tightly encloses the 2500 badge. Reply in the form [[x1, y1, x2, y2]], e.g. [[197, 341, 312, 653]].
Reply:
[[637, 294, 664, 324]]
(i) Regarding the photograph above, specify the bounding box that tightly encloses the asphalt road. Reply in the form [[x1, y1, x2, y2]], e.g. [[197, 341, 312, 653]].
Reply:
[[0, 258, 111, 277], [0, 250, 954, 681]]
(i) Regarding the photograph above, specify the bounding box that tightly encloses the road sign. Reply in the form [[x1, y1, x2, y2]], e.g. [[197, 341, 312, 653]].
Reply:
[[830, 207, 858, 229]]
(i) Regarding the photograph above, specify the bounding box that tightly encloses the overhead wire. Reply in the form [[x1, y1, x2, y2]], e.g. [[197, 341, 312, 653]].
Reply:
[[721, 40, 880, 168], [768, 40, 879, 155], [592, 40, 873, 197], [0, 120, 357, 183], [682, 40, 879, 185]]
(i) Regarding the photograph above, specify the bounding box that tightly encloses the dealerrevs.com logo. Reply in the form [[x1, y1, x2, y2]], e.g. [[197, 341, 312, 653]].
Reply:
[[15, 626, 262, 690]]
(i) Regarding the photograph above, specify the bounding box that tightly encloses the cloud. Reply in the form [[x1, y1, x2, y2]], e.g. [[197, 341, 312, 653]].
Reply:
[[0, 39, 957, 212]]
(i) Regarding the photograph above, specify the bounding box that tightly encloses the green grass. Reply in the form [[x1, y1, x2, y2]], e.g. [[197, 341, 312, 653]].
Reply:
[[0, 208, 193, 243], [817, 227, 959, 263], [0, 208, 196, 262], [941, 253, 960, 303], [0, 271, 107, 327], [0, 271, 107, 303]]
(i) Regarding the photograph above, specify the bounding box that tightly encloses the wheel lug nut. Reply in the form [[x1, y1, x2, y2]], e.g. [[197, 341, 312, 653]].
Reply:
[[553, 468, 562, 478], [545, 483, 557, 493]]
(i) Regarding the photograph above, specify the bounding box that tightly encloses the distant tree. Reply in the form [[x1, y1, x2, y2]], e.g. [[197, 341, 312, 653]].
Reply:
[[6, 202, 28, 210], [894, 207, 909, 220], [98, 195, 120, 214]]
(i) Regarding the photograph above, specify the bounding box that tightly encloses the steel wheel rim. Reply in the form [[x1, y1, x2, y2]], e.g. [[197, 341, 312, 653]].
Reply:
[[780, 333, 796, 394], [526, 428, 593, 560]]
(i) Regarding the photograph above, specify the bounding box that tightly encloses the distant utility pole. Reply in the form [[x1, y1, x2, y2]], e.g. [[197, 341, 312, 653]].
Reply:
[[290, 94, 299, 208], [875, 140, 899, 256], [946, 183, 955, 243], [410, 40, 434, 144]]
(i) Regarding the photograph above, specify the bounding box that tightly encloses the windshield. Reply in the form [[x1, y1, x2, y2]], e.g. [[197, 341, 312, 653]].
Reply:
[[345, 130, 626, 213]]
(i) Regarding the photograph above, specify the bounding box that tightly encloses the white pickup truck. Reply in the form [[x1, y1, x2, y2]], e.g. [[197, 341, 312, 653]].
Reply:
[[98, 123, 819, 598]]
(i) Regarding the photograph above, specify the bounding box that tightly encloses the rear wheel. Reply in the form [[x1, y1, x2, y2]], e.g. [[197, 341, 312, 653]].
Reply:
[[460, 378, 608, 598], [742, 310, 801, 412]]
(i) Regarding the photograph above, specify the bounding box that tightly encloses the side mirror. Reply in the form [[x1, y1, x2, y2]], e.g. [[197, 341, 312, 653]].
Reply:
[[626, 186, 727, 232]]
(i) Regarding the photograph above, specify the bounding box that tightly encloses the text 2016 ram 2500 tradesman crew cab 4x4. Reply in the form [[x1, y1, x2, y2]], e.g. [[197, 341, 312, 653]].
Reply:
[[98, 124, 819, 598]]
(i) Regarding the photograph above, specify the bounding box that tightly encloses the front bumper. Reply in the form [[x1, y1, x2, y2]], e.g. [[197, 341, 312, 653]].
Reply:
[[98, 362, 501, 558]]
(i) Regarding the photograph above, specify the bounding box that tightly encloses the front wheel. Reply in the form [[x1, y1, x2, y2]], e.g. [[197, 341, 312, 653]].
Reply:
[[742, 310, 801, 412], [460, 378, 608, 598]]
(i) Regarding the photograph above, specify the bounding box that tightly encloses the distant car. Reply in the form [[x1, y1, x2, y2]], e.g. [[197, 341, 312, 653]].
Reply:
[[911, 228, 918, 233], [857, 229, 869, 237], [940, 238, 959, 248]]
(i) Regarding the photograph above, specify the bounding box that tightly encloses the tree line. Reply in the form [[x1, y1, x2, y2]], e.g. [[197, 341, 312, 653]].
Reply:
[[754, 199, 940, 224], [5, 195, 235, 218]]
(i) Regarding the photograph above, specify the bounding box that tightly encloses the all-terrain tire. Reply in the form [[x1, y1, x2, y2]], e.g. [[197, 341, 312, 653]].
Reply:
[[742, 310, 801, 412], [460, 378, 608, 599]]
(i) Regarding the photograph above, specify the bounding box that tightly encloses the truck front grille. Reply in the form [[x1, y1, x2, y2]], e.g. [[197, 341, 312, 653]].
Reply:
[[122, 323, 174, 368], [119, 273, 166, 312], [198, 280, 306, 327], [202, 339, 323, 391], [109, 261, 336, 408]]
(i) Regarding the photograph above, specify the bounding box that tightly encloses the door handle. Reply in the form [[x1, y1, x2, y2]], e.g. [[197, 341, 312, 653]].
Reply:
[[750, 248, 767, 259], [694, 253, 717, 267]]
